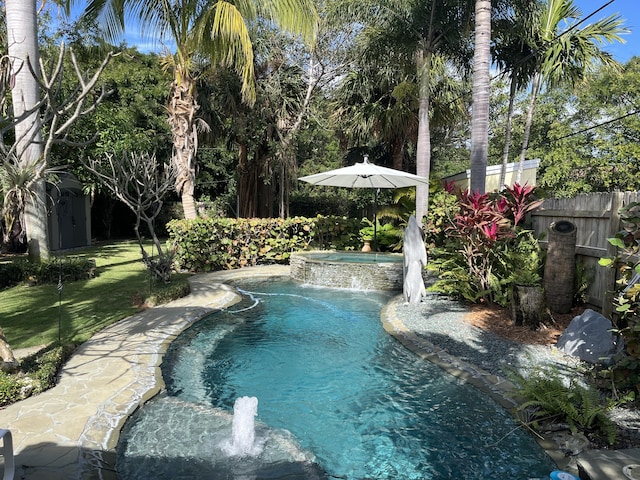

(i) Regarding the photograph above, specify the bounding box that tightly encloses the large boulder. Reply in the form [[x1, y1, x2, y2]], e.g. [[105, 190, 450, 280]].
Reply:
[[556, 309, 624, 364]]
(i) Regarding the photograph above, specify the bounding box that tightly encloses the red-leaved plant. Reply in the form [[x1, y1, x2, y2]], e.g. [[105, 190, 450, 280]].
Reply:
[[432, 182, 543, 304]]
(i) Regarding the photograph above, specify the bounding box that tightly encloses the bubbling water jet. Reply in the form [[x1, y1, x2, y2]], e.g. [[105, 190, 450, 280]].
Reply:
[[221, 396, 263, 457]]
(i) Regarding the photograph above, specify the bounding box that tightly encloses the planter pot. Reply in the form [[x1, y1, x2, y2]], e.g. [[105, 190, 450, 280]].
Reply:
[[361, 241, 372, 252], [511, 284, 546, 328]]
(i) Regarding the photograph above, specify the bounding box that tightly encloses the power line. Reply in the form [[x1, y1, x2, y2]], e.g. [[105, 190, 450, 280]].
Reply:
[[487, 106, 640, 161]]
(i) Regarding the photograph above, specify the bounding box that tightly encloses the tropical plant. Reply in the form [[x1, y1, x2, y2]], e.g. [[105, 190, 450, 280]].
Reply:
[[509, 366, 620, 446], [4, 0, 49, 260], [468, 0, 491, 194], [84, 152, 177, 282], [83, 0, 318, 219], [599, 201, 640, 394], [515, 0, 627, 184], [427, 182, 542, 305]]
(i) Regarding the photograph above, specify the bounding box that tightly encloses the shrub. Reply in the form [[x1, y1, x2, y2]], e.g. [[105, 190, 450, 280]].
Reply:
[[426, 183, 543, 306], [599, 201, 640, 393], [0, 257, 96, 290], [167, 216, 366, 272], [0, 371, 23, 406]]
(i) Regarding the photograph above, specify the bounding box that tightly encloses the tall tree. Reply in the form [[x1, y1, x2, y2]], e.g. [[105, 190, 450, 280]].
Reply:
[[334, 0, 474, 222], [469, 0, 491, 194], [4, 1, 49, 260], [515, 0, 626, 183], [83, 0, 318, 219], [493, 2, 538, 190]]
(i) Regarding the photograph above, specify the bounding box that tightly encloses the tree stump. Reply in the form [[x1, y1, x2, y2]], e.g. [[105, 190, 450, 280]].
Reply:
[[511, 284, 547, 329]]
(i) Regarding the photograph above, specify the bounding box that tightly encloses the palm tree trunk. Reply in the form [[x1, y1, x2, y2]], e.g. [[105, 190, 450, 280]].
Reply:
[[517, 71, 540, 184], [168, 72, 199, 219], [469, 0, 491, 194], [415, 49, 432, 223], [5, 0, 50, 260], [498, 76, 517, 190]]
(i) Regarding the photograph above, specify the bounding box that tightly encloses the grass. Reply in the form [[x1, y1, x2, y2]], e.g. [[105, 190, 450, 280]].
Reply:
[[0, 240, 192, 350]]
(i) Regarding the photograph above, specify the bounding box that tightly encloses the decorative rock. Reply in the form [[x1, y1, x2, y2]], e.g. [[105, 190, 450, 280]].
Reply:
[[556, 309, 624, 364]]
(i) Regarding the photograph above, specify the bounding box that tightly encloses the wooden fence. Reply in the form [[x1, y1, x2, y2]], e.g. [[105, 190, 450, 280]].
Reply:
[[530, 191, 639, 316]]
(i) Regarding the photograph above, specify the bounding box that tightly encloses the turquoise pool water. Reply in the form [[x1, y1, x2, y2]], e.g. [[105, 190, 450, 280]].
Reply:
[[117, 278, 555, 479]]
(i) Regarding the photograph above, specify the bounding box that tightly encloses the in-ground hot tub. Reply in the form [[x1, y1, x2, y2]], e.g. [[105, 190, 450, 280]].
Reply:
[[289, 251, 403, 291]]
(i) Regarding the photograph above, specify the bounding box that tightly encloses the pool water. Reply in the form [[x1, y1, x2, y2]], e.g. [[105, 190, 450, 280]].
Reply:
[[116, 278, 555, 479]]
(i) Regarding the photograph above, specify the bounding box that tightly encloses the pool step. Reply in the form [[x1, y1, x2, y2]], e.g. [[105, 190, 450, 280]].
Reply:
[[577, 448, 640, 479]]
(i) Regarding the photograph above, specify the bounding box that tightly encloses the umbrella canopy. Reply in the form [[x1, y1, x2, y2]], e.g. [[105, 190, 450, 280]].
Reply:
[[298, 155, 429, 189], [299, 155, 428, 251]]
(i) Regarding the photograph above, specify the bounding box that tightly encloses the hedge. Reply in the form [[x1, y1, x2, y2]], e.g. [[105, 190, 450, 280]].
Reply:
[[166, 215, 365, 272]]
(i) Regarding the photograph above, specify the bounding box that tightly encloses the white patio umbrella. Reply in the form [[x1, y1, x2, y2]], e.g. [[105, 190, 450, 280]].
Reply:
[[299, 155, 429, 249]]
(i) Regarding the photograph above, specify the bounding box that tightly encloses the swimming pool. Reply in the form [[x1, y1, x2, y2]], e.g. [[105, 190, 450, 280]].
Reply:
[[116, 277, 555, 479]]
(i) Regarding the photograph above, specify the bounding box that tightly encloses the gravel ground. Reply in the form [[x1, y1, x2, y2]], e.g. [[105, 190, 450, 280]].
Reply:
[[395, 292, 583, 380], [394, 291, 640, 449]]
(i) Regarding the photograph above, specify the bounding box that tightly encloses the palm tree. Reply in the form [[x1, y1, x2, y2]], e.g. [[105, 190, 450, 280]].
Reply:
[[493, 4, 538, 190], [83, 0, 318, 219], [4, 0, 50, 260], [469, 0, 491, 194], [334, 0, 474, 222], [515, 0, 627, 183]]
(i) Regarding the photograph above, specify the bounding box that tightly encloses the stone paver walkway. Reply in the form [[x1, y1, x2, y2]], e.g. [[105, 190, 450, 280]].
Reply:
[[0, 266, 289, 480]]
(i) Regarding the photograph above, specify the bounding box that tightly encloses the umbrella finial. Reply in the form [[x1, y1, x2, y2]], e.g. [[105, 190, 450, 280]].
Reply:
[[363, 154, 369, 163]]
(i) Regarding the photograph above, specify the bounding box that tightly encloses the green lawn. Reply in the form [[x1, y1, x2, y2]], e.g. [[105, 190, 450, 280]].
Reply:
[[0, 240, 191, 349]]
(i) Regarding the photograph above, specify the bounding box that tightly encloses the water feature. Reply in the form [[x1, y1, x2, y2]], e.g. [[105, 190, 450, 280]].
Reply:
[[116, 277, 556, 479], [221, 396, 262, 457], [289, 251, 404, 290]]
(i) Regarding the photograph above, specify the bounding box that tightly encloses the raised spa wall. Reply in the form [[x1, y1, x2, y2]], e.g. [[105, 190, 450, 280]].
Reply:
[[289, 251, 403, 291]]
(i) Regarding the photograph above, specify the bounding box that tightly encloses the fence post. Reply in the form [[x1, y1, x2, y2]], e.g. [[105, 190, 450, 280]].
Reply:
[[602, 192, 624, 318]]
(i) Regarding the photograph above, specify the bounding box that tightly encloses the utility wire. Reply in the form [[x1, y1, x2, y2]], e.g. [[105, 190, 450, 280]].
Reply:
[[487, 107, 640, 161]]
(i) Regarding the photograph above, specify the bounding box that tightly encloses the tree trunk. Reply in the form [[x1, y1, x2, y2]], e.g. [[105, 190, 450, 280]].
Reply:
[[391, 137, 404, 171], [498, 76, 517, 190], [511, 284, 546, 329], [6, 0, 50, 260], [167, 70, 199, 219], [415, 48, 432, 224], [469, 0, 491, 195], [517, 71, 540, 184]]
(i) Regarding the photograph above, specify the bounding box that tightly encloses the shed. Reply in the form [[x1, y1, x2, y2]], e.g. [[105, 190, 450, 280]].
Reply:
[[443, 159, 540, 192], [47, 173, 91, 251]]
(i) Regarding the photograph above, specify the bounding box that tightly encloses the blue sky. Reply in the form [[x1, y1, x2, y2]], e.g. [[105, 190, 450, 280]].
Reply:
[[575, 0, 639, 62], [61, 1, 638, 62]]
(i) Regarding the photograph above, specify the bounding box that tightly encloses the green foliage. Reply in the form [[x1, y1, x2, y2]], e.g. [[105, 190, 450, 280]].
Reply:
[[145, 280, 191, 307], [0, 371, 23, 407], [509, 367, 619, 445], [358, 219, 402, 251], [167, 216, 365, 272], [599, 201, 640, 393], [0, 343, 76, 407], [0, 257, 96, 290], [426, 183, 544, 306]]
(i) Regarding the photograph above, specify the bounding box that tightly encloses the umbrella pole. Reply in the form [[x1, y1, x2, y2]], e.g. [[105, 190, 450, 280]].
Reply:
[[374, 188, 379, 252]]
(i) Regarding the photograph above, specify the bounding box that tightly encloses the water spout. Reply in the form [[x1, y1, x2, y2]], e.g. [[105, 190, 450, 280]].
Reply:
[[222, 396, 263, 457]]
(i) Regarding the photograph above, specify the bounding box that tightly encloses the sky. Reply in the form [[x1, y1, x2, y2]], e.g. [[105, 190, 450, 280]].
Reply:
[[61, 1, 639, 62], [575, 0, 639, 62]]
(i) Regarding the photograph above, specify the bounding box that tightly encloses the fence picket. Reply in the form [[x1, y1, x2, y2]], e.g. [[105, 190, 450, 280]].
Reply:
[[530, 192, 639, 314]]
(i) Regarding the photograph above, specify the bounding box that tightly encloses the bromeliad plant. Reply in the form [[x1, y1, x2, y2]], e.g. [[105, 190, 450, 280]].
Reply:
[[427, 183, 543, 305]]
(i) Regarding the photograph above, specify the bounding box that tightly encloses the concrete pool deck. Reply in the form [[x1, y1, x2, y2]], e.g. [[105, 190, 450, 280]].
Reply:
[[0, 265, 637, 479]]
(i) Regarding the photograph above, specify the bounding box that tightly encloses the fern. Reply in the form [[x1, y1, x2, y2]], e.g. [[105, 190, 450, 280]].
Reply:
[[509, 367, 618, 445]]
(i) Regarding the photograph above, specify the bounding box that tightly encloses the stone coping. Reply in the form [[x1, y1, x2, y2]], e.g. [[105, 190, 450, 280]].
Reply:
[[1, 266, 288, 480]]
